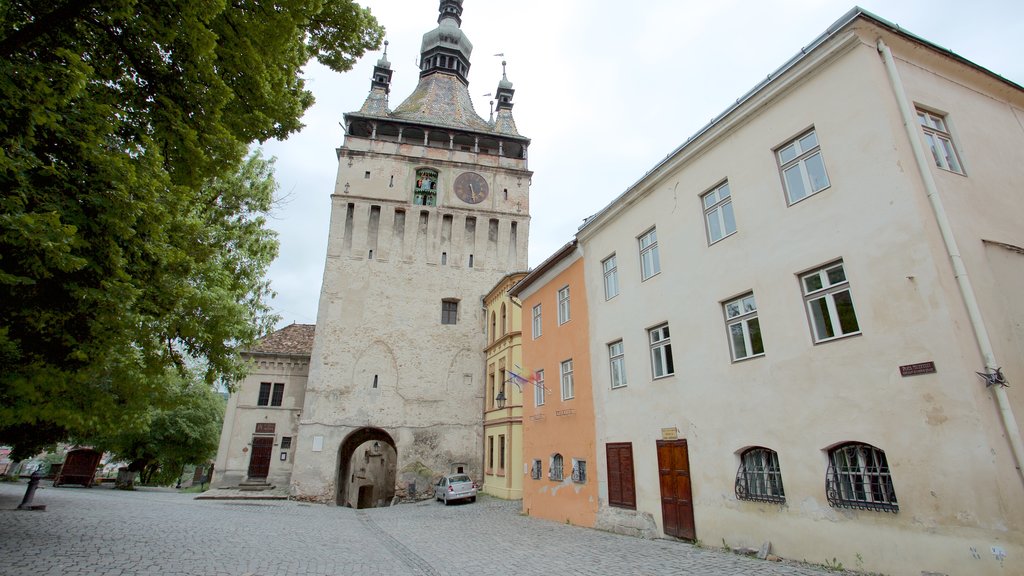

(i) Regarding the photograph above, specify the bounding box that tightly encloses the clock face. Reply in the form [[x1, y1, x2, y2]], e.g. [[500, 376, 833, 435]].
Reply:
[[454, 172, 489, 204]]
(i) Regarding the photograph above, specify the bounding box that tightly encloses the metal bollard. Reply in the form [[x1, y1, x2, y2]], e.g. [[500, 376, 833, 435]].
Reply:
[[17, 469, 47, 511]]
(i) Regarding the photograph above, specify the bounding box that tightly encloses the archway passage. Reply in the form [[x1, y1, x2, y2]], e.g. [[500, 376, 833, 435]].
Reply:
[[337, 428, 397, 508]]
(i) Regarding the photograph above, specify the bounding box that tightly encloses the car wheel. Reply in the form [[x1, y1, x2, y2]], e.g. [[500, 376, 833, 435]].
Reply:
[[443, 494, 449, 506], [469, 496, 476, 503]]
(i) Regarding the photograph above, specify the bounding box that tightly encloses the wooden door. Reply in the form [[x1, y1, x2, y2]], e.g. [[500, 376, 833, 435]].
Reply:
[[248, 436, 274, 479], [606, 443, 636, 509], [657, 439, 695, 540]]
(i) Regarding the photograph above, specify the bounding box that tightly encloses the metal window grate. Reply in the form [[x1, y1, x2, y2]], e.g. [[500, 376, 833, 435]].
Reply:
[[531, 459, 542, 480], [734, 448, 785, 504], [826, 443, 898, 513]]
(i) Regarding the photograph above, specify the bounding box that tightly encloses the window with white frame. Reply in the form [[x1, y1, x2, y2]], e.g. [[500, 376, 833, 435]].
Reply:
[[603, 254, 619, 299], [702, 181, 736, 244], [549, 453, 564, 481], [735, 447, 785, 504], [777, 129, 830, 204], [560, 359, 574, 400], [917, 109, 963, 174], [534, 369, 545, 406], [571, 458, 587, 483], [724, 293, 763, 361], [609, 340, 627, 389], [826, 442, 898, 513], [638, 228, 660, 281], [532, 304, 542, 339], [530, 459, 542, 480], [801, 261, 860, 342], [557, 286, 570, 325], [648, 323, 674, 378]]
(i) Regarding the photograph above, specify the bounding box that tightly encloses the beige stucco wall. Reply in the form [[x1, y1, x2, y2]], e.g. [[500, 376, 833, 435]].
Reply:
[[291, 134, 531, 503], [212, 353, 308, 488], [577, 23, 1023, 576]]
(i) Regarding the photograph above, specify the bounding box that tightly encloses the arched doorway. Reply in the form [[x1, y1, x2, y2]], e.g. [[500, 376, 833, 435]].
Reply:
[[336, 428, 397, 508]]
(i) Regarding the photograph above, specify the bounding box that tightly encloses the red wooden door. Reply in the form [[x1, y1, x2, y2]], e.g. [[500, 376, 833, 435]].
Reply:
[[248, 436, 274, 479], [657, 439, 695, 540], [606, 443, 636, 509]]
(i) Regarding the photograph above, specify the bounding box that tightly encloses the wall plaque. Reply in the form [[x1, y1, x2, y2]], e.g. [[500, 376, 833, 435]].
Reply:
[[661, 427, 679, 441], [899, 361, 936, 377], [255, 423, 276, 434]]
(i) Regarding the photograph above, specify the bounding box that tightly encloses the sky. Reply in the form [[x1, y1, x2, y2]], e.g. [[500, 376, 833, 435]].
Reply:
[[259, 0, 1024, 327]]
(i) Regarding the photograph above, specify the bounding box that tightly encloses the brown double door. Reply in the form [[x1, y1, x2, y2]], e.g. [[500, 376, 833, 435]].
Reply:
[[247, 436, 274, 479], [657, 439, 695, 540]]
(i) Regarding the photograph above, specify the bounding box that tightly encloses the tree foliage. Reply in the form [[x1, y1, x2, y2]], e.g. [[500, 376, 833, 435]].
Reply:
[[90, 369, 226, 486], [0, 1, 383, 457]]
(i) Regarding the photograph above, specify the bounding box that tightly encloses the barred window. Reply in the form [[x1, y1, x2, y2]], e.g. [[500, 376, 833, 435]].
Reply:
[[826, 443, 898, 513], [734, 447, 785, 504], [549, 453, 564, 481], [280, 436, 292, 450], [531, 459, 542, 480], [257, 382, 271, 406], [571, 459, 587, 483]]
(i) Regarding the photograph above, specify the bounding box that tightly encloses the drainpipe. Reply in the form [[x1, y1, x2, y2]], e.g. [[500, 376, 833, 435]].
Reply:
[[877, 38, 1024, 485]]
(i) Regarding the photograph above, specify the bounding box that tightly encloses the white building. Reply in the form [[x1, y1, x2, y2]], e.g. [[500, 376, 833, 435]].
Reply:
[[574, 9, 1023, 575]]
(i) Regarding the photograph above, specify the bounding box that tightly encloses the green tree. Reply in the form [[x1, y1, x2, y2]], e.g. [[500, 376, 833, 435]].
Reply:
[[91, 369, 226, 486], [0, 0, 384, 459]]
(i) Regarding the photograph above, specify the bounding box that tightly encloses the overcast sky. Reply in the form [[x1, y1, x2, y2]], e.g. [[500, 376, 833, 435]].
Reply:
[[259, 0, 1024, 327]]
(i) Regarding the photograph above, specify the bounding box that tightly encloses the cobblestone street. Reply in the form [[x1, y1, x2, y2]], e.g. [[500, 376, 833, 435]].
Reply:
[[0, 482, 840, 576]]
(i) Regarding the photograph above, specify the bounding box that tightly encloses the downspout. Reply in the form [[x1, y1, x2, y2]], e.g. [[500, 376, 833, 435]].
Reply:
[[877, 38, 1024, 485]]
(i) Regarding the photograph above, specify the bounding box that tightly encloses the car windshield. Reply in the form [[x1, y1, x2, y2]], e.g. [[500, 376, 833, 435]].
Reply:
[[449, 474, 471, 483]]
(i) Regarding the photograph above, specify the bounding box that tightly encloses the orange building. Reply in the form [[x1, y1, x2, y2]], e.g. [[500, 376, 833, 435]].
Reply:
[[511, 240, 598, 527]]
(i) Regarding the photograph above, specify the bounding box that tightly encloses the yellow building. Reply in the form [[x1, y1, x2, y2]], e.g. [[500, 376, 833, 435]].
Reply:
[[482, 272, 527, 499]]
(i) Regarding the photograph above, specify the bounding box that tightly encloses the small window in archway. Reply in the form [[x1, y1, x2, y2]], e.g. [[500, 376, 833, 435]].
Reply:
[[735, 447, 785, 503], [826, 442, 898, 512], [549, 453, 563, 481], [414, 169, 438, 206]]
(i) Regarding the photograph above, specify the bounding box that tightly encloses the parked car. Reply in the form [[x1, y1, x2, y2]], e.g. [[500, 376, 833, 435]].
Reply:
[[434, 474, 477, 505]]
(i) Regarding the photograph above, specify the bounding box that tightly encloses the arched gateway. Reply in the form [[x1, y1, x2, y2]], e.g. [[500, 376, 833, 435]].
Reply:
[[337, 428, 397, 508]]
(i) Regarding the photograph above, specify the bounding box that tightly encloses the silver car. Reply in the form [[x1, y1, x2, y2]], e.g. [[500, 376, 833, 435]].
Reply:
[[434, 474, 477, 505]]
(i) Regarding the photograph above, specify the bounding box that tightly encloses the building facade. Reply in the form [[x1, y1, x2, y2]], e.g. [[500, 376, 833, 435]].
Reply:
[[212, 324, 314, 489], [512, 241, 600, 527], [288, 0, 532, 506], [482, 272, 527, 499], [564, 9, 1023, 576]]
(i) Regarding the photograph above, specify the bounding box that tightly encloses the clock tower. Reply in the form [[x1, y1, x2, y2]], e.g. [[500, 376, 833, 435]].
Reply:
[[291, 0, 531, 506]]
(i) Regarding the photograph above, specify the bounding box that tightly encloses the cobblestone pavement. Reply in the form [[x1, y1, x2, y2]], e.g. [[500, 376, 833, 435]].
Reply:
[[0, 482, 840, 576]]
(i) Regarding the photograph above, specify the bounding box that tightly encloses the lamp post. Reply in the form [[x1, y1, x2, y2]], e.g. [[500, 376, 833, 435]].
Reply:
[[495, 391, 506, 409]]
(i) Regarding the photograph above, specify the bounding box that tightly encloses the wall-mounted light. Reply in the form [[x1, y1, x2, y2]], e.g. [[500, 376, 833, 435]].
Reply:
[[495, 391, 507, 409]]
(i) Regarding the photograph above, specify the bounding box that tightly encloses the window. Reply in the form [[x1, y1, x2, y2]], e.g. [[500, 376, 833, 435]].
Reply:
[[609, 340, 627, 389], [724, 293, 764, 361], [413, 168, 438, 206], [499, 434, 506, 471], [271, 383, 284, 407], [648, 323, 674, 378], [606, 443, 636, 509], [490, 312, 496, 342], [549, 454, 564, 481], [801, 261, 860, 342], [702, 181, 736, 244], [560, 359, 574, 400], [487, 436, 494, 470], [826, 443, 898, 512], [557, 286, 570, 325], [602, 254, 619, 299], [531, 304, 542, 339], [917, 109, 963, 174], [777, 129, 830, 204], [500, 303, 507, 334], [571, 459, 587, 483], [531, 459, 542, 480], [280, 436, 292, 449], [534, 370, 545, 406], [441, 300, 458, 324], [257, 382, 271, 406], [638, 228, 660, 280], [735, 447, 785, 503]]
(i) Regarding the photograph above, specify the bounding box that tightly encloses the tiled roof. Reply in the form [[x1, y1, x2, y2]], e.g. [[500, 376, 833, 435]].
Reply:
[[246, 323, 316, 356], [390, 73, 493, 132], [359, 87, 391, 117]]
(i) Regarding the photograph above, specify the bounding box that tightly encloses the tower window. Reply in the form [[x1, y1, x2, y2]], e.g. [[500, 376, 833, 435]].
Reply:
[[442, 299, 459, 325], [414, 168, 438, 206], [364, 171, 371, 179]]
